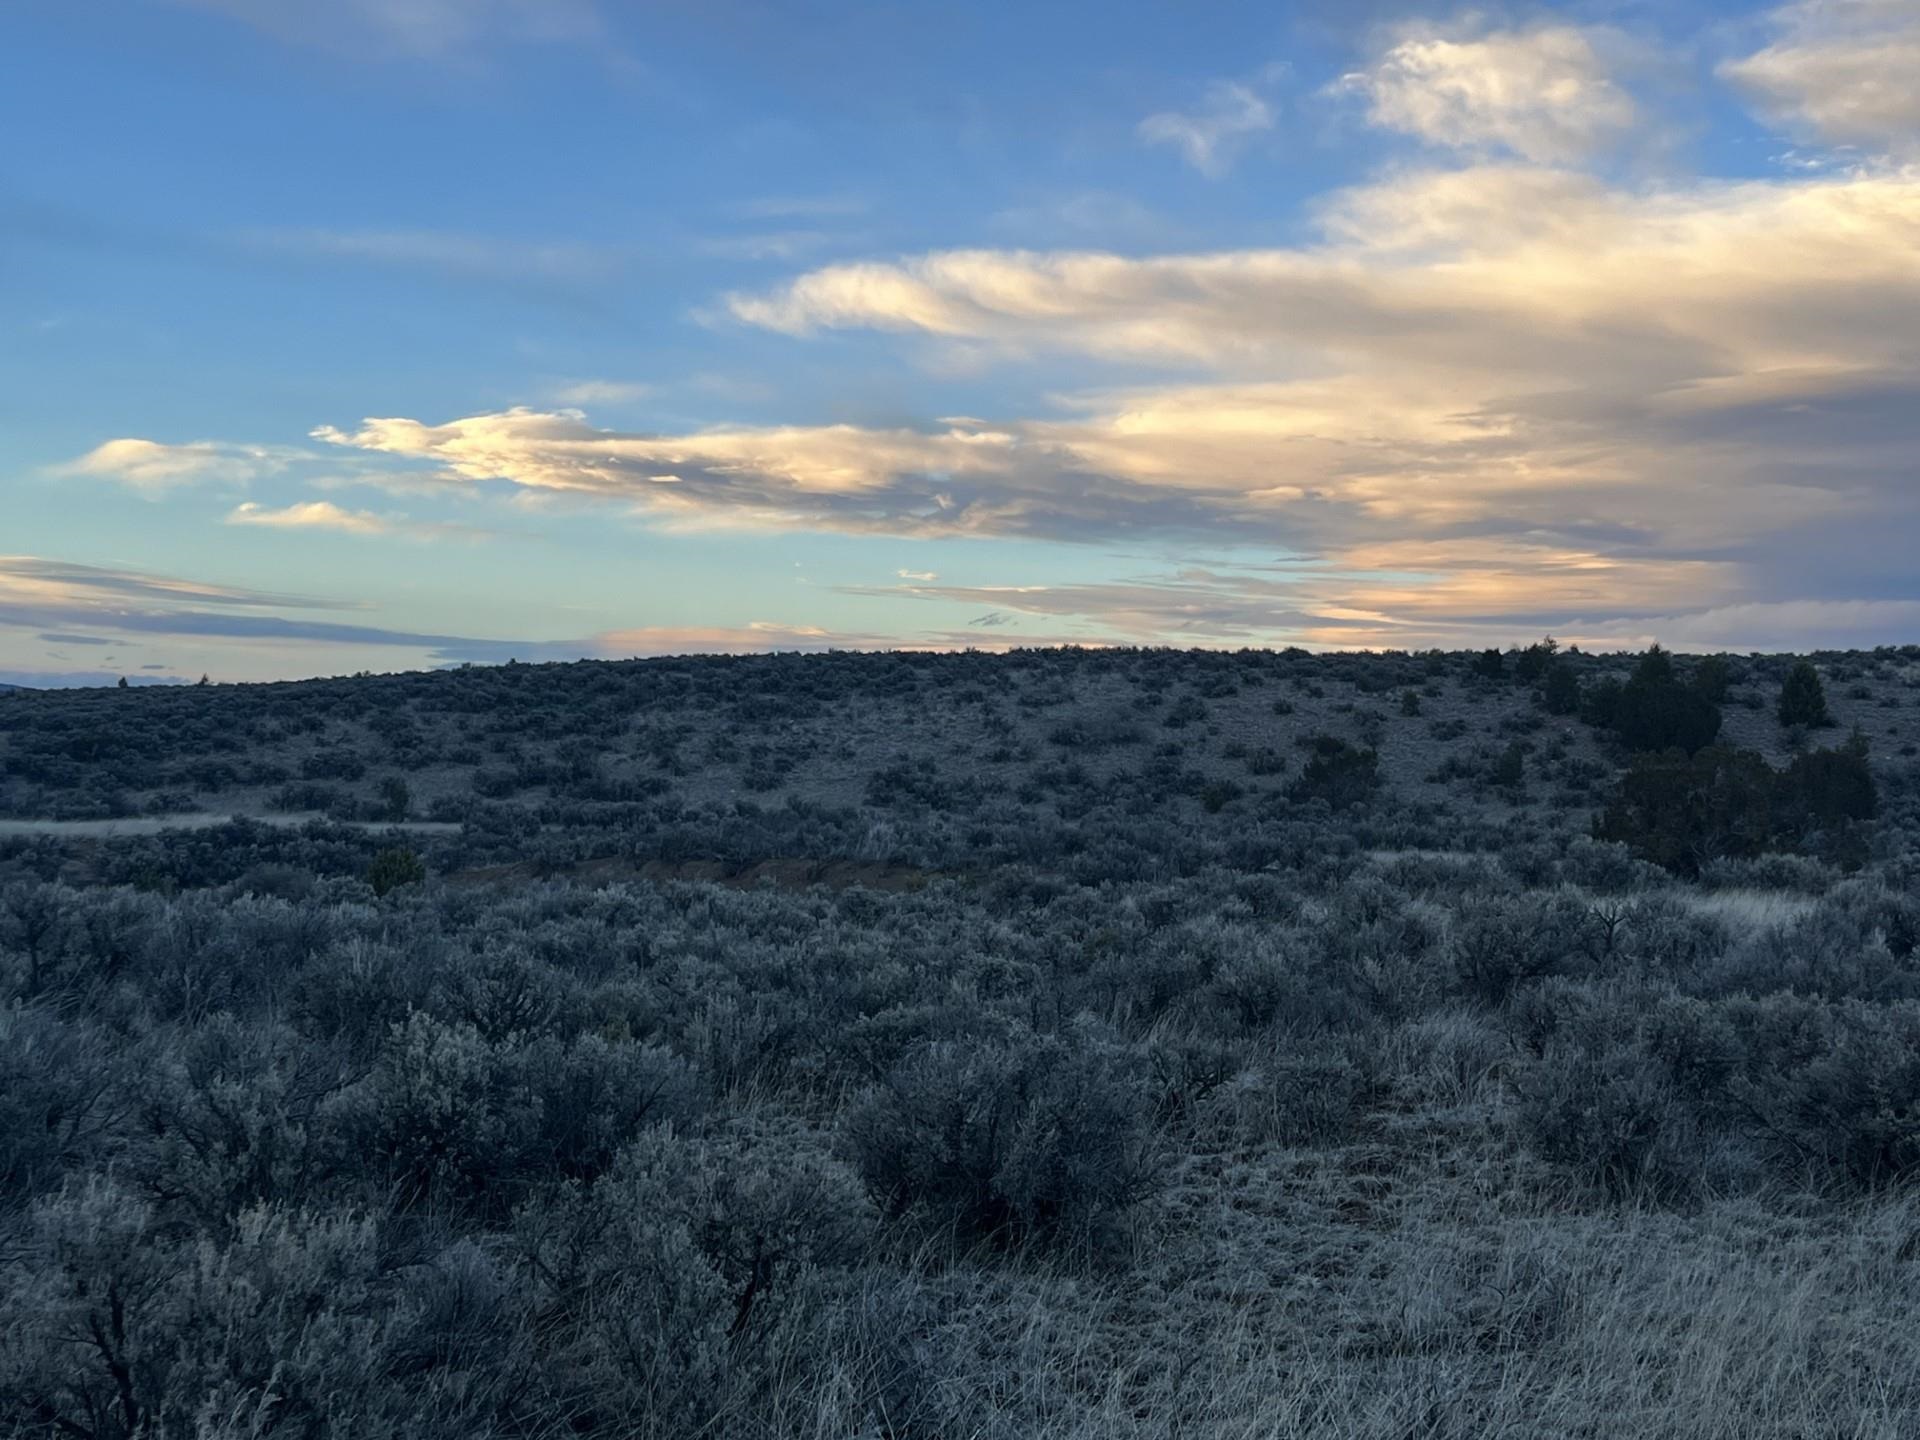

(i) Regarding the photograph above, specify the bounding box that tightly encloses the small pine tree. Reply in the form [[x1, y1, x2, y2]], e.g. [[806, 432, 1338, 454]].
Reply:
[[367, 846, 426, 896], [1778, 661, 1833, 728], [1400, 689, 1421, 717]]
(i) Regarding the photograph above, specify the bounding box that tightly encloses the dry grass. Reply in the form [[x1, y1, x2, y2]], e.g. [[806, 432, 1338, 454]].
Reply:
[[794, 1118, 1920, 1438], [1682, 888, 1821, 936]]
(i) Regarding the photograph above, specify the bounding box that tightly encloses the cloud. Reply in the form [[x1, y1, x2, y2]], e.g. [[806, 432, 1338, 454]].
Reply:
[[169, 0, 603, 61], [838, 555, 1920, 654], [1139, 80, 1277, 177], [550, 380, 655, 406], [844, 543, 1745, 652], [53, 438, 294, 493], [0, 554, 515, 664], [227, 501, 393, 537], [319, 135, 1920, 624], [0, 555, 1084, 685], [1339, 21, 1636, 162], [96, 56, 1914, 656], [896, 569, 939, 582], [0, 556, 330, 613], [225, 501, 491, 541], [719, 161, 1920, 642], [699, 231, 852, 263], [313, 408, 1216, 541], [1577, 598, 1920, 653], [721, 167, 1920, 504], [1722, 0, 1920, 151], [0, 555, 508, 672]]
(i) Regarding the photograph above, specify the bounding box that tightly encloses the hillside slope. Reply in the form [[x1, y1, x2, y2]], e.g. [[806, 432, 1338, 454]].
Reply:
[[1, 645, 1914, 873]]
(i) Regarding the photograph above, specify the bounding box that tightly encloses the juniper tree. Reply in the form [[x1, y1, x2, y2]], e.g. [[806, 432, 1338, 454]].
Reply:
[[1778, 660, 1833, 728]]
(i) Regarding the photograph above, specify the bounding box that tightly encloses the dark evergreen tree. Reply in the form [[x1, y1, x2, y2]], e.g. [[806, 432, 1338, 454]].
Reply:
[[1775, 730, 1876, 836], [1778, 660, 1833, 728], [1287, 735, 1380, 808], [1514, 637, 1559, 684], [1610, 646, 1722, 754], [367, 846, 426, 895], [1594, 745, 1776, 876], [1580, 675, 1623, 728], [1542, 662, 1581, 716], [1596, 735, 1877, 875], [1692, 655, 1731, 704]]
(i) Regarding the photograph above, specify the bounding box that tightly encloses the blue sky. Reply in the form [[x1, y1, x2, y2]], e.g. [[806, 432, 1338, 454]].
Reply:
[[4, 0, 1917, 683]]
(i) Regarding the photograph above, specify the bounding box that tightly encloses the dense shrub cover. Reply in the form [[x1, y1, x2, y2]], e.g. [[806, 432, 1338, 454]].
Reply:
[[2, 644, 1919, 1436]]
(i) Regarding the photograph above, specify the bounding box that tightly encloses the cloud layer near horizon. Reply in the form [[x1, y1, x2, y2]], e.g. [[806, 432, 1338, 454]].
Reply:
[[0, 555, 923, 681]]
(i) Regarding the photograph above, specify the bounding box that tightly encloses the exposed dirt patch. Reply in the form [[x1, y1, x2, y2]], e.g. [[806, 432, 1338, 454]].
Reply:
[[0, 812, 460, 839], [447, 854, 939, 892]]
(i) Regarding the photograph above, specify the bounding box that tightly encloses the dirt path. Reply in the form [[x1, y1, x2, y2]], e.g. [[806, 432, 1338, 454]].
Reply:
[[0, 813, 460, 839], [449, 855, 935, 892]]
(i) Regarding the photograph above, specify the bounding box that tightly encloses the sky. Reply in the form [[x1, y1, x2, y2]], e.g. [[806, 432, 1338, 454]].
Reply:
[[3, 0, 1918, 685]]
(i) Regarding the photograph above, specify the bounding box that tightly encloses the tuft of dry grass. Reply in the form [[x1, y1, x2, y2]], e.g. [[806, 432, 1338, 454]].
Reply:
[[1682, 888, 1820, 936]]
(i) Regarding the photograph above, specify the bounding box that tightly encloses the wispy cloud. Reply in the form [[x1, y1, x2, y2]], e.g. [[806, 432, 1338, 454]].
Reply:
[[842, 552, 1920, 654], [698, 228, 871, 263], [311, 409, 1149, 539], [1139, 78, 1279, 177], [0, 553, 934, 671], [0, 556, 327, 608], [225, 500, 492, 541], [0, 554, 501, 664], [52, 438, 297, 494], [549, 380, 655, 407], [227, 501, 394, 537], [1722, 0, 1920, 151], [169, 0, 604, 62], [1337, 20, 1637, 163]]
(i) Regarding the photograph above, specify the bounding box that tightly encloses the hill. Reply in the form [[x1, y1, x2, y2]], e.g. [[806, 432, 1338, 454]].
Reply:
[[1, 644, 1914, 872], [2, 644, 1918, 1438]]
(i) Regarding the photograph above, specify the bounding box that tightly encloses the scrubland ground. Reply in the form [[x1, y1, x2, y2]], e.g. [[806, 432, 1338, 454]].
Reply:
[[2, 645, 1917, 1437]]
